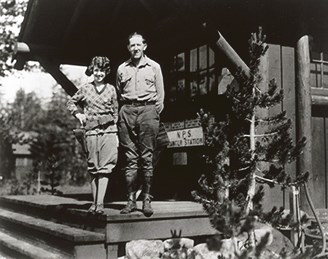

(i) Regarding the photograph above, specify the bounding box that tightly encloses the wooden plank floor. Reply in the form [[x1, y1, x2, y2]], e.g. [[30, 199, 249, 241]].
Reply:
[[0, 195, 216, 259], [0, 195, 209, 221], [99, 201, 207, 221]]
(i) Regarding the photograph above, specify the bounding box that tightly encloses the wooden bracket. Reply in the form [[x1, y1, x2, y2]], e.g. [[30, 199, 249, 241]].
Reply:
[[38, 58, 78, 96]]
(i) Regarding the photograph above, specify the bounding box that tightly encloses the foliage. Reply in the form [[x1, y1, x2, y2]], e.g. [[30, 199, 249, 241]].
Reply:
[[0, 0, 42, 103], [0, 105, 14, 177], [46, 87, 88, 186], [30, 87, 87, 193], [162, 244, 195, 259], [6, 88, 45, 134], [161, 233, 196, 259], [0, 0, 86, 189], [192, 27, 308, 257], [0, 0, 28, 77], [0, 165, 38, 196], [0, 88, 46, 165], [0, 86, 87, 191], [0, 89, 45, 151]]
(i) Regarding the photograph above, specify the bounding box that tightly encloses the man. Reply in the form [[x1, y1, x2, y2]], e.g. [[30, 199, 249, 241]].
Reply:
[[117, 32, 165, 216]]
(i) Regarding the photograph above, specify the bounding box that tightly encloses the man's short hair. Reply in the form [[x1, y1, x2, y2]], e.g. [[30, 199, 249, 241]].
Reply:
[[128, 32, 146, 45]]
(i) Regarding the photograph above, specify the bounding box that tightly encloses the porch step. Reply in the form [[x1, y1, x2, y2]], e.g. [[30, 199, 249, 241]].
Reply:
[[0, 195, 106, 231], [0, 230, 62, 259], [0, 208, 106, 258], [0, 208, 105, 243]]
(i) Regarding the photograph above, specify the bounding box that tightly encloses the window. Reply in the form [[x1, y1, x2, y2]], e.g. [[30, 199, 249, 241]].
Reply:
[[15, 157, 33, 167], [310, 52, 328, 88], [191, 45, 216, 97], [170, 45, 217, 102], [163, 44, 234, 122]]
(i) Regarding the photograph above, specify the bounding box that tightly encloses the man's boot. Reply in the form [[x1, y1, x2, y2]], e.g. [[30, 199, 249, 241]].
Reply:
[[142, 194, 153, 217], [120, 192, 137, 214], [142, 175, 153, 217]]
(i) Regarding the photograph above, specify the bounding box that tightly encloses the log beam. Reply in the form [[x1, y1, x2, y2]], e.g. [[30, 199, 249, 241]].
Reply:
[[38, 58, 78, 96], [15, 43, 78, 96], [15, 42, 58, 56], [202, 23, 250, 78], [14, 42, 57, 70]]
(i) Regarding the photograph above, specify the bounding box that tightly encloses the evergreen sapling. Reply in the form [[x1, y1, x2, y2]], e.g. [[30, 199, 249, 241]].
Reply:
[[192, 27, 308, 257]]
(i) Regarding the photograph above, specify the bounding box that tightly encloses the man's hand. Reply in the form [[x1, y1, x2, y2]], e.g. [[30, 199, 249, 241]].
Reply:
[[156, 102, 164, 114], [115, 134, 119, 147], [75, 113, 86, 126]]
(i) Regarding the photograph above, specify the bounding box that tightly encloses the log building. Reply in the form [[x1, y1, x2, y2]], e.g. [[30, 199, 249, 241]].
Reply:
[[14, 0, 328, 211]]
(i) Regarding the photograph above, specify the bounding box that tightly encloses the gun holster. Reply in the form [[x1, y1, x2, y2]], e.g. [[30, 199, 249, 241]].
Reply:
[[73, 128, 88, 155]]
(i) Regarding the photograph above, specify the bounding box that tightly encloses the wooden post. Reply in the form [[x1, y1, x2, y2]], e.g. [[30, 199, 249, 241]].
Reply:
[[289, 186, 301, 247], [37, 170, 41, 194], [295, 35, 312, 213], [106, 244, 118, 259]]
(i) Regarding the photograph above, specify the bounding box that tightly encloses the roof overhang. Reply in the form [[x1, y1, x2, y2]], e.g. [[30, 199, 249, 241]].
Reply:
[[14, 0, 328, 95]]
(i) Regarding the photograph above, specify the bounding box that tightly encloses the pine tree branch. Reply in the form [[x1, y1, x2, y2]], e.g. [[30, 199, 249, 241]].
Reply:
[[243, 131, 279, 138], [233, 96, 241, 103], [255, 132, 280, 137], [257, 158, 280, 163], [254, 86, 262, 94], [256, 175, 279, 185], [238, 165, 251, 172], [255, 111, 287, 124]]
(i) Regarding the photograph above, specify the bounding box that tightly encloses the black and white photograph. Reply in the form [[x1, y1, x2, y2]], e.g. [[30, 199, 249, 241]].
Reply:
[[0, 0, 328, 258]]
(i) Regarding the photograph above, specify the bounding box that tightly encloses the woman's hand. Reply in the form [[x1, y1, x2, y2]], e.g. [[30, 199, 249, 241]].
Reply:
[[75, 113, 86, 126]]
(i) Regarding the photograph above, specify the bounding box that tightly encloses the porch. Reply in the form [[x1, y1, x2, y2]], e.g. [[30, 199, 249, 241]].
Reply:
[[0, 195, 215, 258]]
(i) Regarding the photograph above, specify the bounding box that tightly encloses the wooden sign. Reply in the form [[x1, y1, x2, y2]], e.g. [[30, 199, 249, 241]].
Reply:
[[167, 127, 204, 148], [185, 118, 201, 129], [170, 121, 185, 130]]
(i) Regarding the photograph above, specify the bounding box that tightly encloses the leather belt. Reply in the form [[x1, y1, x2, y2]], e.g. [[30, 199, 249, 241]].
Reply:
[[122, 100, 156, 106]]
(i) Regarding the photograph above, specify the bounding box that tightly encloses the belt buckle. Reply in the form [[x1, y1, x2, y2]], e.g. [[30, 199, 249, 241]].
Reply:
[[128, 100, 137, 106], [133, 100, 144, 106], [126, 100, 150, 106]]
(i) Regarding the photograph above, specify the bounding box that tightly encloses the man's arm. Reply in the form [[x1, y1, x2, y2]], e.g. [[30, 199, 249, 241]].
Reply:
[[154, 64, 165, 113], [116, 68, 122, 98], [112, 86, 119, 123]]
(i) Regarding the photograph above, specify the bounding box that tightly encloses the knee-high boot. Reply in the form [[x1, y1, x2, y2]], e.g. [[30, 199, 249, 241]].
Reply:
[[120, 175, 137, 214], [142, 175, 153, 217]]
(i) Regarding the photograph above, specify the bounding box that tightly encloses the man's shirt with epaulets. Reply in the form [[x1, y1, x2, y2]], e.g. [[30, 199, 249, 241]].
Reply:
[[116, 55, 164, 111]]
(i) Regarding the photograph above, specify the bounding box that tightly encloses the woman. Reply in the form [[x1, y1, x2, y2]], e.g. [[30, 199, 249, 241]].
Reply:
[[67, 56, 118, 214]]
